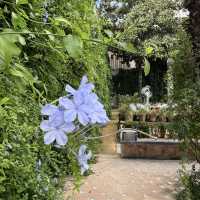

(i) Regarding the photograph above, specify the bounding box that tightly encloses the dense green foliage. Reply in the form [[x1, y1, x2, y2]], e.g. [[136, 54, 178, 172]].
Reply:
[[171, 28, 200, 200], [0, 0, 111, 199], [100, 0, 182, 58], [121, 0, 181, 58], [172, 30, 200, 157]]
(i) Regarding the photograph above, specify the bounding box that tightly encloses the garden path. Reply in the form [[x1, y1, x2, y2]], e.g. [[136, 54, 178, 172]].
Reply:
[[64, 154, 180, 200]]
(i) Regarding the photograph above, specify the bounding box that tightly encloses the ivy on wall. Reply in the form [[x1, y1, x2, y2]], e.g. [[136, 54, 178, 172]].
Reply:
[[0, 0, 111, 199]]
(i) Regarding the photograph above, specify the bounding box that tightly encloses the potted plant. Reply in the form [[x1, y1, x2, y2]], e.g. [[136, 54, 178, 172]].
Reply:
[[137, 108, 147, 122], [149, 109, 157, 122]]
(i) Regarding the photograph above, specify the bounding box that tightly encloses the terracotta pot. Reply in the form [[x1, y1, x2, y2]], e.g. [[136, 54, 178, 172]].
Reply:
[[149, 113, 157, 122], [159, 115, 167, 122], [139, 114, 146, 122]]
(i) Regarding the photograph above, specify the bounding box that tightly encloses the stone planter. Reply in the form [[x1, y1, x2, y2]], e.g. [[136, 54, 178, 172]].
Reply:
[[120, 139, 181, 159]]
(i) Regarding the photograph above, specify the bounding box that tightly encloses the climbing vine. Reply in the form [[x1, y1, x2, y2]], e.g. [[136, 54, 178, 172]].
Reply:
[[0, 0, 111, 199]]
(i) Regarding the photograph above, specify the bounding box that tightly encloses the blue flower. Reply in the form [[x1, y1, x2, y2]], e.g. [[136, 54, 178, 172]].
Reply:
[[65, 75, 94, 96], [43, 11, 49, 23], [40, 75, 109, 146], [41, 104, 58, 116], [35, 159, 42, 172], [77, 145, 92, 175], [60, 76, 109, 125], [40, 104, 75, 145], [59, 93, 91, 126], [84, 93, 110, 124], [96, 0, 101, 8]]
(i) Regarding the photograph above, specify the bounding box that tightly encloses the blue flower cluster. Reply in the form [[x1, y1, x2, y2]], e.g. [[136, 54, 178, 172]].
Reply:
[[40, 75, 109, 174], [77, 145, 92, 175]]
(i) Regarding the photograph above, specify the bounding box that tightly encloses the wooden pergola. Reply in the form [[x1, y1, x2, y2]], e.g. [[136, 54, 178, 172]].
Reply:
[[107, 48, 168, 102]]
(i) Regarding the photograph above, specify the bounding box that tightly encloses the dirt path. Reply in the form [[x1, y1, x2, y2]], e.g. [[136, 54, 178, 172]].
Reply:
[[65, 154, 180, 200]]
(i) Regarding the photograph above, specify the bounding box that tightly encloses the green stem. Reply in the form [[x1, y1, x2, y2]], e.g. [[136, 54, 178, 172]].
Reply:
[[0, 0, 15, 5], [0, 31, 136, 54], [16, 8, 52, 25], [83, 132, 114, 141]]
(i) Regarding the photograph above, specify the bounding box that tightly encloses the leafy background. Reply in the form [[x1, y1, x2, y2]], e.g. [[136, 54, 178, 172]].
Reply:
[[0, 0, 111, 199]]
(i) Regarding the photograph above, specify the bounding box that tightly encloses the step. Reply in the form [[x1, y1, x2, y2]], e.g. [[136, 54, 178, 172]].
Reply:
[[101, 121, 118, 154]]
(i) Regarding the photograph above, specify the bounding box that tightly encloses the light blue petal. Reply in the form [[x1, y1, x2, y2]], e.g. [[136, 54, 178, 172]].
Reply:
[[82, 83, 94, 93], [55, 130, 68, 146], [82, 162, 89, 170], [64, 110, 77, 122], [86, 150, 92, 160], [61, 123, 76, 133], [49, 110, 64, 127], [79, 104, 93, 114], [44, 131, 56, 144], [59, 97, 75, 110], [80, 75, 88, 87], [41, 104, 58, 116], [40, 120, 53, 132], [79, 145, 87, 156], [73, 92, 84, 106], [84, 93, 98, 104], [78, 111, 89, 125], [81, 166, 86, 175], [65, 85, 76, 95]]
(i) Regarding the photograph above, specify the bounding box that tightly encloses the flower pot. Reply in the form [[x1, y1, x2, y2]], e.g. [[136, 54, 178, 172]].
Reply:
[[149, 113, 157, 122], [139, 114, 146, 122]]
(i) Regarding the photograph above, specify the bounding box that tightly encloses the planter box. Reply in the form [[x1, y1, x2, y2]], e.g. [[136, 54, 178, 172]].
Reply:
[[120, 139, 182, 159]]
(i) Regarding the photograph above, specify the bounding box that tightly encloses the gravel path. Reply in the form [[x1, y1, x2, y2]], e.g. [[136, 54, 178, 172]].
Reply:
[[65, 154, 180, 200]]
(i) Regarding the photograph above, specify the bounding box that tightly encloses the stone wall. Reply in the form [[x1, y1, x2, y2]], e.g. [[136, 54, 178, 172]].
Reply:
[[120, 140, 182, 159]]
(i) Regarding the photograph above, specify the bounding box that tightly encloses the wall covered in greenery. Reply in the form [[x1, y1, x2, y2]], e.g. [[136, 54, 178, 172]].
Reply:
[[0, 0, 110, 199], [171, 1, 200, 198]]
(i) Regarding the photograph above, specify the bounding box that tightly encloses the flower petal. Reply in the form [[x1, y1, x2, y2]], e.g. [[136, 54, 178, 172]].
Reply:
[[55, 131, 68, 146], [79, 145, 87, 156], [61, 123, 76, 133], [64, 110, 77, 122], [41, 104, 58, 116], [86, 150, 92, 160], [82, 83, 94, 93], [40, 120, 53, 132], [74, 92, 84, 106], [49, 110, 64, 127], [44, 131, 56, 145], [78, 111, 89, 125], [80, 75, 88, 87], [65, 85, 76, 95], [59, 97, 75, 110], [79, 104, 93, 114]]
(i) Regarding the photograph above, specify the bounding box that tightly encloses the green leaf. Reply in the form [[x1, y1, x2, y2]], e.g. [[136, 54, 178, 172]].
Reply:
[[144, 57, 150, 76], [12, 12, 27, 29], [44, 30, 55, 41], [54, 17, 71, 27], [63, 35, 83, 59], [118, 42, 136, 53], [104, 29, 113, 38], [9, 63, 37, 86], [0, 97, 10, 106], [16, 0, 28, 4], [18, 35, 26, 45], [0, 31, 21, 67], [145, 46, 154, 56]]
